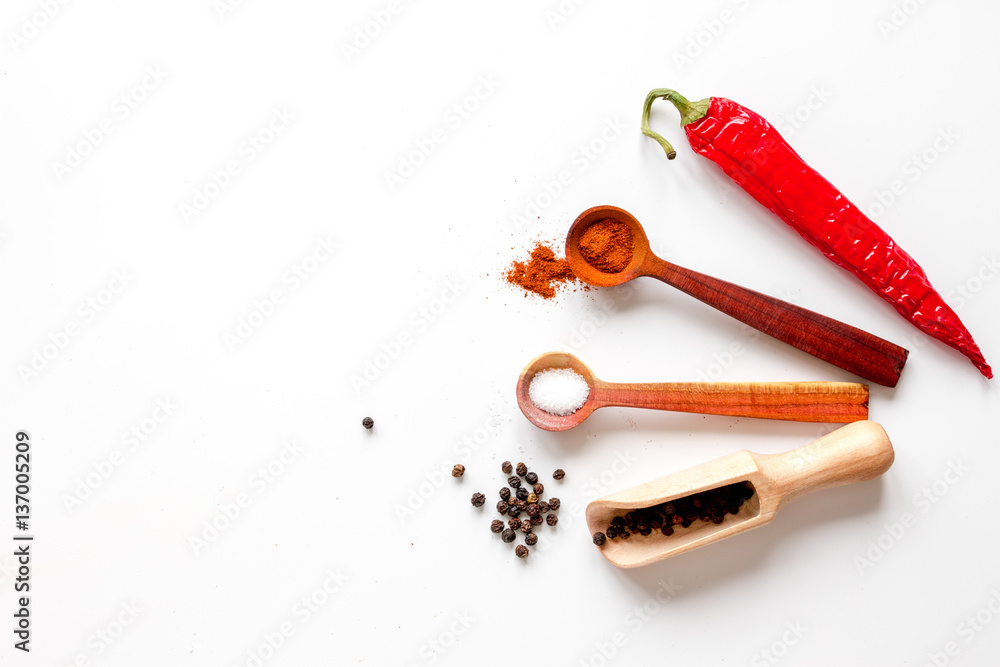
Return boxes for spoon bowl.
[515,352,600,431]
[565,205,649,287]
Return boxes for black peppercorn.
[501,461,513,474]
[452,464,465,478]
[471,492,485,507]
[548,497,561,510]
[530,515,543,525]
[593,532,606,546]
[499,487,511,501]
[491,520,504,533]
[508,518,520,530]
[526,493,538,504]
[552,469,565,480]
[520,519,532,533]
[515,499,527,510]
[546,514,558,526]
[532,483,544,495]
[661,525,674,536]
[526,503,540,518]
[525,533,538,546]
[515,544,529,558]
[525,472,538,485]
[508,476,521,489]
[507,506,521,518]
[496,500,509,514]
[362,417,374,430]
[538,501,550,513]
[515,487,528,501]
[516,462,527,476]
[501,529,516,543]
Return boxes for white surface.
[2,1,999,665]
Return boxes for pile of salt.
[528,368,590,416]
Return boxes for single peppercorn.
[520,519,533,533]
[546,514,558,526]
[548,497,561,510]
[502,529,516,543]
[552,469,565,480]
[526,493,538,504]
[501,461,513,474]
[508,518,520,530]
[532,483,544,495]
[508,476,521,489]
[499,487,511,501]
[593,532,606,546]
[530,515,543,525]
[526,503,540,518]
[497,500,509,514]
[362,417,374,430]
[525,472,538,485]
[515,487,528,501]
[491,520,504,533]
[538,501,550,513]
[507,506,521,518]
[515,544,529,558]
[525,533,538,546]
[515,499,527,510]
[471,493,485,507]
[452,464,465,478]
[516,462,528,476]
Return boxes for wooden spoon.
[516,351,869,431]
[565,205,909,387]
[585,420,894,568]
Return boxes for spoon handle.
[594,381,868,423]
[754,421,894,507]
[644,256,908,386]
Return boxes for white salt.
[529,368,590,416]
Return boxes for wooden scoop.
[585,420,894,568]
[565,205,909,387]
[516,352,869,431]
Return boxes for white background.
[3,1,999,665]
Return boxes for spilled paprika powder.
[505,242,576,299]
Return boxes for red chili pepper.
[642,89,992,379]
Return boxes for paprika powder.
[578,219,634,273]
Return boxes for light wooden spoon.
[516,352,868,431]
[585,420,894,568]
[565,205,909,387]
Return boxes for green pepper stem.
[641,88,710,161]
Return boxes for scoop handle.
[593,381,868,423]
[643,256,908,387]
[756,421,894,507]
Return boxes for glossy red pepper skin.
[663,95,991,378]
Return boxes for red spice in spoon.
[578,218,634,273]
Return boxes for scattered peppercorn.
[502,529,516,543]
[508,476,521,489]
[515,499,527,510]
[526,493,538,504]
[520,519,533,533]
[538,501,550,513]
[526,503,540,518]
[502,461,513,474]
[546,514,558,526]
[362,417,374,430]
[491,520,504,533]
[516,462,528,476]
[515,487,529,501]
[471,493,485,507]
[452,464,465,478]
[515,544,529,558]
[593,532,606,546]
[525,533,538,546]
[497,500,509,514]
[525,472,538,485]
[507,506,521,518]
[508,518,521,530]
[532,483,544,495]
[499,487,511,501]
[552,469,565,480]
[548,498,561,510]
[530,515,543,525]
